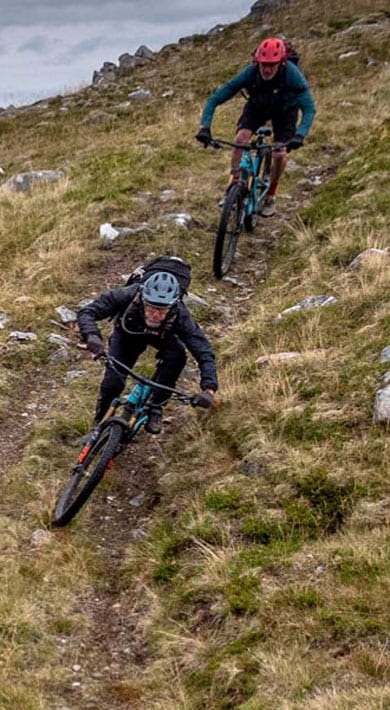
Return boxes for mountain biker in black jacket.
[77,271,218,434]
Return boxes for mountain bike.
[52,355,196,527]
[210,127,284,279]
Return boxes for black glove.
[196,126,211,146]
[192,390,214,409]
[287,134,304,152]
[86,334,105,357]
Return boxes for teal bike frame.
[210,126,284,278]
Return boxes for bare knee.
[235,129,252,145]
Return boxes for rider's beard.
[144,315,161,328]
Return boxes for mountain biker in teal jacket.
[196,37,316,216]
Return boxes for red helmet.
[254,38,287,64]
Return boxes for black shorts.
[237,102,298,142]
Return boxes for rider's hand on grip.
[196,126,211,147]
[86,334,105,357]
[287,133,304,152]
[192,390,214,409]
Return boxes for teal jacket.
[200,61,316,137]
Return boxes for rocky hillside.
[0,0,389,708]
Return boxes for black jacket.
[77,285,218,392]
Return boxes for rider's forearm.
[296,89,316,137]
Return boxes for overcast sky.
[0,1,252,108]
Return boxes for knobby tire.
[52,423,124,527]
[213,182,243,279]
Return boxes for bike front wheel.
[213,182,244,279]
[52,423,124,527]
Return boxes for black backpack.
[126,255,192,297]
[283,40,300,65]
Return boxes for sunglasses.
[144,302,170,312]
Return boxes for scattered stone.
[308,175,323,186]
[256,349,328,366]
[286,159,299,171]
[157,473,175,486]
[49,319,70,331]
[184,292,209,308]
[9,331,37,341]
[379,346,390,364]
[118,53,137,72]
[222,276,248,288]
[93,46,155,84]
[248,1,281,20]
[373,373,390,423]
[1,170,64,193]
[160,189,176,202]
[129,492,146,507]
[276,295,337,320]
[49,346,70,362]
[131,528,146,541]
[166,212,192,227]
[338,50,360,59]
[257,351,301,366]
[92,61,117,85]
[128,89,152,101]
[135,45,155,61]
[0,312,11,328]
[31,529,52,546]
[65,370,87,382]
[239,460,266,477]
[114,101,132,110]
[340,101,354,107]
[162,89,174,98]
[99,221,152,246]
[47,333,72,346]
[55,306,77,323]
[348,247,389,269]
[208,24,226,36]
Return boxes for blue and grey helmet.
[142,271,180,308]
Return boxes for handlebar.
[204,125,285,152]
[209,137,287,152]
[97,353,196,405]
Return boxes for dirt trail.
[54,174,333,708]
[0,367,62,475]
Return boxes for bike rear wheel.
[213,182,243,279]
[52,423,124,527]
